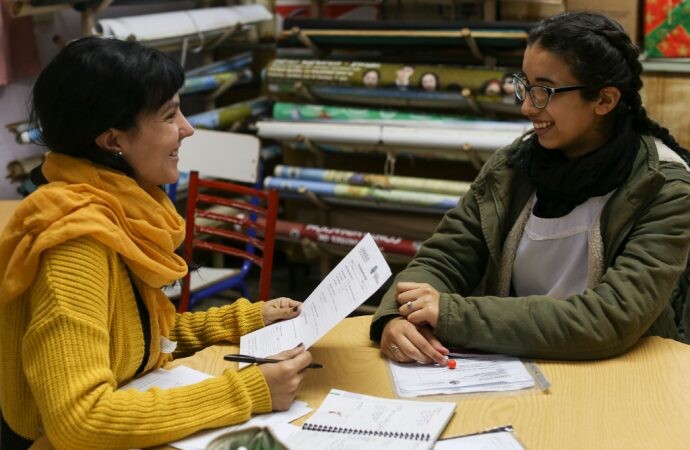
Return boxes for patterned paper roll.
[264,176,459,210]
[264,58,511,94]
[277,84,522,114]
[181,72,241,95]
[274,219,421,256]
[187,98,271,130]
[273,165,470,195]
[272,102,530,130]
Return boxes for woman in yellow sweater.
[0,37,312,449]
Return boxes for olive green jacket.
[371,135,690,359]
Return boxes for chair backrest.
[180,171,279,312]
[178,128,261,182]
[169,129,261,202]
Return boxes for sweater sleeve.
[22,238,272,450]
[170,300,265,354]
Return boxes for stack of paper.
[388,353,536,397]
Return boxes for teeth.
[533,122,553,129]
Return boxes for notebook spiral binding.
[302,423,431,441]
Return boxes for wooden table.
[168,315,690,450]
[30,316,690,450]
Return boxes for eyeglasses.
[512,74,588,109]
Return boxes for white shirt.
[512,192,613,299]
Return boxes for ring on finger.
[390,344,400,354]
[406,301,414,312]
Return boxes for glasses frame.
[512,74,588,109]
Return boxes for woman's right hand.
[381,317,448,365]
[258,344,312,410]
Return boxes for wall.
[641,72,690,151]
[0,1,195,199]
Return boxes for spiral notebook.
[285,389,455,450]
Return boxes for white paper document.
[435,430,526,450]
[119,365,212,391]
[389,353,536,397]
[271,388,455,450]
[240,233,391,359]
[119,366,312,450]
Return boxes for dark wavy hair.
[29,36,185,175]
[527,11,688,162]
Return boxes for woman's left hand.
[262,297,302,325]
[396,282,440,328]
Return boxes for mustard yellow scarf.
[0,152,187,337]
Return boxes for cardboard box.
[500,0,565,22]
[566,0,641,44]
[502,1,640,44]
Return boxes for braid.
[602,29,690,161]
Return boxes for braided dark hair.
[528,12,689,163]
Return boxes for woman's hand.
[258,344,312,410]
[261,297,301,325]
[380,317,448,365]
[396,282,441,328]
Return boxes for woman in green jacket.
[371,12,690,363]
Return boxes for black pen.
[224,353,323,369]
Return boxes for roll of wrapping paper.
[93,5,272,45]
[279,18,530,50]
[256,120,524,152]
[273,101,470,123]
[264,58,513,94]
[181,72,239,95]
[277,84,522,114]
[273,165,470,196]
[274,219,421,256]
[264,176,459,210]
[186,52,252,76]
[187,98,271,130]
[272,102,531,130]
[284,141,474,161]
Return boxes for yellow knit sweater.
[0,153,272,449]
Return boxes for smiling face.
[118,94,194,189]
[521,44,611,159]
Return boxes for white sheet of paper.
[389,354,535,397]
[239,233,391,360]
[434,431,526,449]
[119,365,213,391]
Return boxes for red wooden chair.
[177,171,279,313]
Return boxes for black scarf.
[521,116,639,218]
